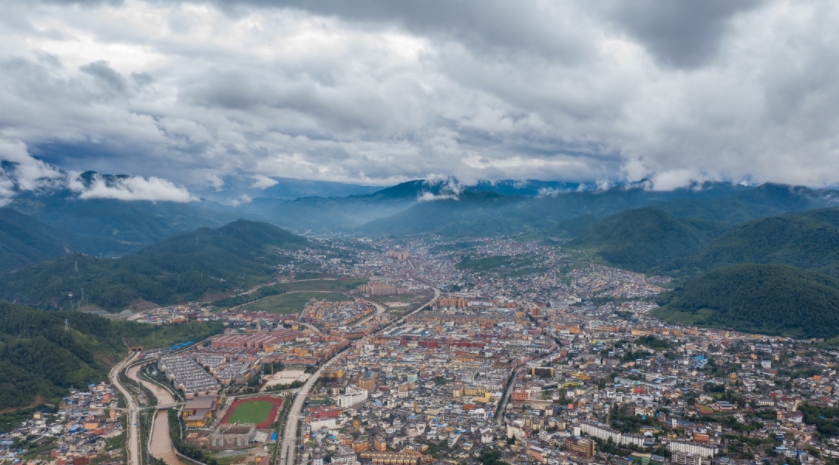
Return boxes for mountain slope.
[667,208,839,276]
[357,181,754,238]
[0,208,133,272]
[10,175,237,252]
[568,208,733,272]
[360,191,529,236]
[0,208,70,273]
[654,264,839,338]
[656,183,839,223]
[0,220,308,311]
[0,301,222,409]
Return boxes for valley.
[4,179,839,465]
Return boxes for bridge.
[149,402,183,410]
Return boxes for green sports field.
[226,400,274,424]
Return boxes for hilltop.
[665,208,839,277]
[567,208,732,272]
[0,219,307,311]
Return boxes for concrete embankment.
[126,365,184,465]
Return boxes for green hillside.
[540,214,600,238]
[656,183,839,223]
[0,219,308,311]
[0,208,69,273]
[654,264,839,338]
[362,191,531,236]
[0,301,222,410]
[0,208,133,272]
[10,178,236,252]
[667,208,839,276]
[568,208,732,272]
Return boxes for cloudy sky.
[1,0,839,201]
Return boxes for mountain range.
[0,220,308,311]
[5,172,839,338]
[568,201,839,338]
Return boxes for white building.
[667,441,717,457]
[336,386,368,408]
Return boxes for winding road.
[112,357,185,465]
[110,353,141,465]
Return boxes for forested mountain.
[9,174,236,254]
[666,208,839,277]
[539,214,600,239]
[0,220,307,311]
[654,264,839,339]
[361,191,531,236]
[655,183,839,223]
[0,208,132,273]
[0,301,222,410]
[567,208,733,272]
[0,208,72,273]
[358,181,751,237]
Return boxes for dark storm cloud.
[206,0,596,63]
[603,0,767,69]
[80,60,128,94]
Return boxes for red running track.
[220,396,284,429]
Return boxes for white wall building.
[667,441,717,457]
[336,386,368,408]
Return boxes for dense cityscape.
[4,235,838,465]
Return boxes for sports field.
[221,397,284,428]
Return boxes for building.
[671,451,704,465]
[182,396,217,428]
[210,423,256,448]
[666,441,717,458]
[336,386,368,408]
[566,437,596,459]
[320,367,346,384]
[331,445,357,465]
[359,451,422,465]
[385,251,409,260]
[358,372,377,392]
[359,283,399,296]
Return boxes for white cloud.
[417,192,458,202]
[221,194,252,207]
[72,173,196,202]
[250,175,278,189]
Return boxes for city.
[4,235,838,465]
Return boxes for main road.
[110,352,141,465]
[278,285,440,465]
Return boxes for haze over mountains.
[3,168,839,412]
[4,171,839,340]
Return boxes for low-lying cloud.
[0,137,196,204]
[71,173,196,202]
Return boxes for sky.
[1,0,839,202]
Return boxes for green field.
[226,401,274,424]
[242,292,349,314]
[276,279,367,292]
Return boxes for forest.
[0,219,308,311]
[0,301,222,410]
[655,264,839,339]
